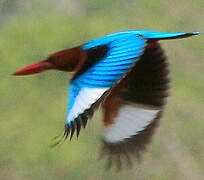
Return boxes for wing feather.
[63,34,146,140]
[101,41,169,169]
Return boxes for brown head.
[13,46,82,76]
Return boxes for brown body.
[13,40,169,169]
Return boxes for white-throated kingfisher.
[13,30,199,169]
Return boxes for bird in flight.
[13,30,199,170]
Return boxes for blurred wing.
[101,41,169,170]
[64,34,147,140]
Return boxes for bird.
[13,30,199,170]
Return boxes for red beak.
[13,60,54,76]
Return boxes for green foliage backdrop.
[0,0,203,179]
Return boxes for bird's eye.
[47,57,53,62]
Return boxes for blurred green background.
[0,0,203,179]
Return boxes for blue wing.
[62,30,199,139]
[66,34,146,127]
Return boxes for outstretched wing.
[64,34,147,140]
[101,41,169,170]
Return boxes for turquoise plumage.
[66,30,199,126]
